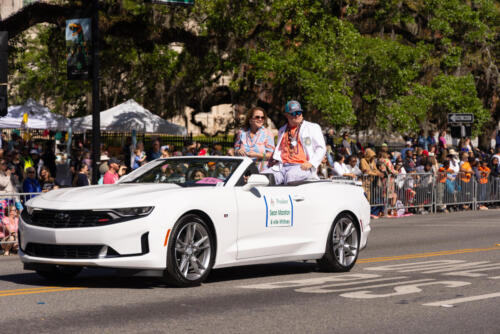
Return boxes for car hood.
[28,183,181,209]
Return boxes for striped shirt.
[234,127,275,157]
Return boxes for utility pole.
[0,31,7,117]
[91,0,100,184]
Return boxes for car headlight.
[111,206,154,217]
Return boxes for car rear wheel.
[35,265,82,281]
[164,214,215,287]
[317,213,360,272]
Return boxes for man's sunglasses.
[288,111,302,117]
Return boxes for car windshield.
[123,158,242,187]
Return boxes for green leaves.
[5,0,499,139]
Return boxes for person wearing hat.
[447,148,460,173]
[263,100,326,185]
[103,157,126,184]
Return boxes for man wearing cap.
[263,100,326,185]
[103,157,126,184]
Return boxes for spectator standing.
[20,147,34,172]
[492,146,500,172]
[0,159,15,195]
[447,149,460,173]
[98,161,109,185]
[332,153,355,179]
[427,131,437,150]
[341,132,352,156]
[132,148,147,170]
[360,148,383,218]
[212,143,224,156]
[1,205,19,256]
[346,155,362,179]
[324,128,336,152]
[55,154,73,187]
[23,167,41,197]
[103,158,126,184]
[235,106,275,171]
[0,159,16,219]
[436,160,453,212]
[400,141,413,160]
[476,160,490,210]
[438,130,448,153]
[417,130,427,150]
[161,145,170,158]
[74,164,90,187]
[459,156,475,209]
[148,139,162,161]
[122,136,132,169]
[41,141,57,178]
[39,166,57,192]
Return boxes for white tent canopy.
[71,99,187,135]
[0,98,71,130]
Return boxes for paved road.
[0,210,499,333]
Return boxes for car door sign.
[264,195,294,227]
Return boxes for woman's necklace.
[246,127,260,148]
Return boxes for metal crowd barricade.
[476,176,500,206]
[0,192,41,248]
[361,175,387,209]
[364,171,500,214]
[385,173,435,214]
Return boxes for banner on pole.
[66,18,92,80]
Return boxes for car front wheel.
[317,213,360,272]
[164,214,215,287]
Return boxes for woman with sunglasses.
[234,106,275,171]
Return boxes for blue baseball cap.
[285,100,303,114]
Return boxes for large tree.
[1,0,499,143]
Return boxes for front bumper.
[19,214,167,270]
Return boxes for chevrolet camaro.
[19,156,371,287]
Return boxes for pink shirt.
[2,216,18,235]
[103,170,119,184]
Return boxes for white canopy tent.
[0,98,71,130]
[71,99,187,135]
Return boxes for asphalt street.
[0,210,499,334]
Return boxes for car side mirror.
[242,174,270,191]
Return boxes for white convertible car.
[19,156,371,286]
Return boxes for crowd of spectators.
[320,129,500,218]
[0,126,500,254]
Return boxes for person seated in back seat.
[262,100,326,185]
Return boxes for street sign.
[448,113,474,123]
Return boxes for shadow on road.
[0,261,319,289]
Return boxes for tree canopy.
[1,0,499,142]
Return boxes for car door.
[234,167,313,259]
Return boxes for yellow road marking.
[0,286,60,293]
[0,287,85,297]
[358,245,500,264]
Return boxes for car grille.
[22,209,117,228]
[24,243,113,259]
